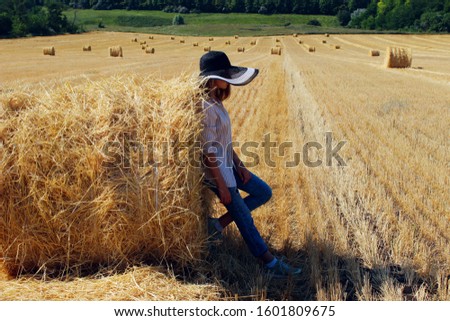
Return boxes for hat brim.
[201,67,258,86]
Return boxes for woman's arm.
[204,152,232,205]
[233,150,252,184]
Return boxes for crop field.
[0,32,449,301]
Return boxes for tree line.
[0,0,78,36]
[1,0,448,37]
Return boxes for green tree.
[0,13,13,35]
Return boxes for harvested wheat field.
[0,32,449,301]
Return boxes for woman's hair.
[202,79,231,101]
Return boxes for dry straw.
[43,47,55,56]
[385,47,412,68]
[145,47,155,54]
[0,75,210,276]
[369,49,380,56]
[271,47,281,55]
[109,46,123,57]
[83,45,92,52]
[237,47,245,53]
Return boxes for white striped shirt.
[201,98,236,187]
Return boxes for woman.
[199,51,301,278]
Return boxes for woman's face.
[213,79,229,90]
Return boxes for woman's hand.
[237,166,252,185]
[218,184,232,206]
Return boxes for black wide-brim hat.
[199,51,259,86]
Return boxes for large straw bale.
[385,47,412,68]
[369,49,380,56]
[83,45,92,52]
[145,47,155,54]
[237,47,245,53]
[109,46,123,57]
[43,47,55,56]
[270,47,281,55]
[0,75,209,276]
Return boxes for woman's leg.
[218,170,272,228]
[223,187,269,258]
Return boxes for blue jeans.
[208,170,272,258]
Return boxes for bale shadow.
[178,231,443,301]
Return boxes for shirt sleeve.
[201,102,218,155]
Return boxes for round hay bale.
[234,35,239,39]
[140,41,147,45]
[208,37,214,41]
[325,33,330,37]
[369,49,380,56]
[170,36,175,40]
[276,39,281,42]
[149,36,154,40]
[298,40,303,44]
[237,47,245,53]
[203,46,211,52]
[270,47,281,55]
[109,46,123,57]
[141,45,147,50]
[250,40,256,45]
[225,41,231,45]
[308,45,316,53]
[193,42,199,47]
[83,45,92,52]
[334,45,340,49]
[131,38,138,42]
[0,75,210,276]
[322,40,327,44]
[145,47,155,54]
[385,47,412,68]
[180,40,185,43]
[293,33,298,37]
[43,47,55,56]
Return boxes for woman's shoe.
[264,257,302,279]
